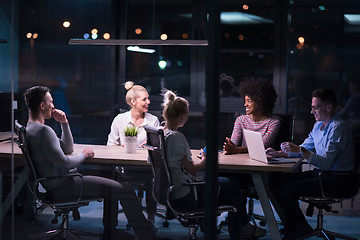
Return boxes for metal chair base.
[28,212,101,240]
[299,229,357,240]
[297,209,357,240]
[189,225,199,240]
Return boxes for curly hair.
[239,77,277,115]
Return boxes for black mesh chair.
[298,132,360,240]
[14,122,101,240]
[298,171,360,240]
[114,108,168,228]
[115,165,169,228]
[144,125,237,240]
[272,114,295,151]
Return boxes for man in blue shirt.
[267,88,357,240]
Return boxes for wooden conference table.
[0,133,300,240]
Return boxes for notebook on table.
[243,129,297,164]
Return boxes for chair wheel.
[259,220,266,226]
[163,221,169,228]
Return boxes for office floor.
[3,199,360,240]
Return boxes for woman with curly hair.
[223,77,280,154]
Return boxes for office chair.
[298,171,360,240]
[298,132,360,240]
[14,122,101,240]
[113,108,168,229]
[115,165,169,229]
[144,125,237,240]
[272,114,295,151]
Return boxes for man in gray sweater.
[24,86,164,240]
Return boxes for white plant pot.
[124,136,137,154]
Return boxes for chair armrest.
[34,172,85,203]
[169,181,221,208]
[183,181,205,186]
[143,144,159,152]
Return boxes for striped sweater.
[230,114,280,148]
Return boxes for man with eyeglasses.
[266,88,357,240]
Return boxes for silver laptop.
[243,129,297,164]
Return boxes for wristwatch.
[299,146,307,155]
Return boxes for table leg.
[251,172,282,240]
[1,167,28,221]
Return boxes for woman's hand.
[197,148,206,159]
[138,139,147,148]
[223,137,238,155]
[82,147,95,158]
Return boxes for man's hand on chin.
[51,109,68,124]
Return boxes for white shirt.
[107,110,160,146]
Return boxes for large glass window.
[17,0,112,144]
[288,1,360,142]
[4,1,360,239]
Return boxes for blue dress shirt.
[300,115,355,171]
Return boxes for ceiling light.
[344,14,360,25]
[180,12,273,25]
[127,46,156,54]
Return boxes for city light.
[243,5,249,10]
[298,36,305,44]
[160,34,168,40]
[135,28,142,35]
[26,33,39,39]
[91,33,98,39]
[238,34,245,40]
[91,28,98,34]
[103,33,110,39]
[63,21,70,28]
[83,33,90,39]
[158,60,167,69]
[182,33,188,39]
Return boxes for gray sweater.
[26,121,85,189]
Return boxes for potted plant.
[124,126,139,153]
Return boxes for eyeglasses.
[311,104,328,111]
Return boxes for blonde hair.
[125,81,148,107]
[162,90,189,124]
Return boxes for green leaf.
[124,126,139,136]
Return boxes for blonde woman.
[107,81,160,147]
[162,89,265,240]
[107,81,160,222]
